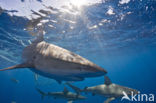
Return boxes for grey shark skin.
[66,76,139,103]
[0,32,107,83]
[36,87,86,103]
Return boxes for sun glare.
[69,0,87,7]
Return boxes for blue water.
[0,0,156,103]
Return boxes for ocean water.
[0,0,156,103]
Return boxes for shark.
[10,78,19,84]
[66,76,139,103]
[0,30,107,83]
[36,87,86,103]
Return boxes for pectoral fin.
[65,82,82,95]
[0,62,33,71]
[104,97,115,103]
[36,88,47,100]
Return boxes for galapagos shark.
[0,30,107,83]
[10,78,19,84]
[66,76,139,103]
[36,87,86,103]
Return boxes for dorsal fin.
[63,87,69,95]
[32,29,44,43]
[104,76,112,85]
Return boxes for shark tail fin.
[65,82,82,95]
[36,88,47,100]
[0,63,30,71]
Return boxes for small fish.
[10,78,19,84]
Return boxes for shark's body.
[0,32,107,83]
[36,87,86,103]
[66,76,139,103]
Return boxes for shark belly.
[32,54,105,81]
[30,68,85,81]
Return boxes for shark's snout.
[89,66,107,76]
[133,90,140,95]
[96,67,107,74]
[125,88,140,96]
[92,65,107,75]
[83,65,107,75]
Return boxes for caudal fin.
[0,63,31,71]
[36,88,47,100]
